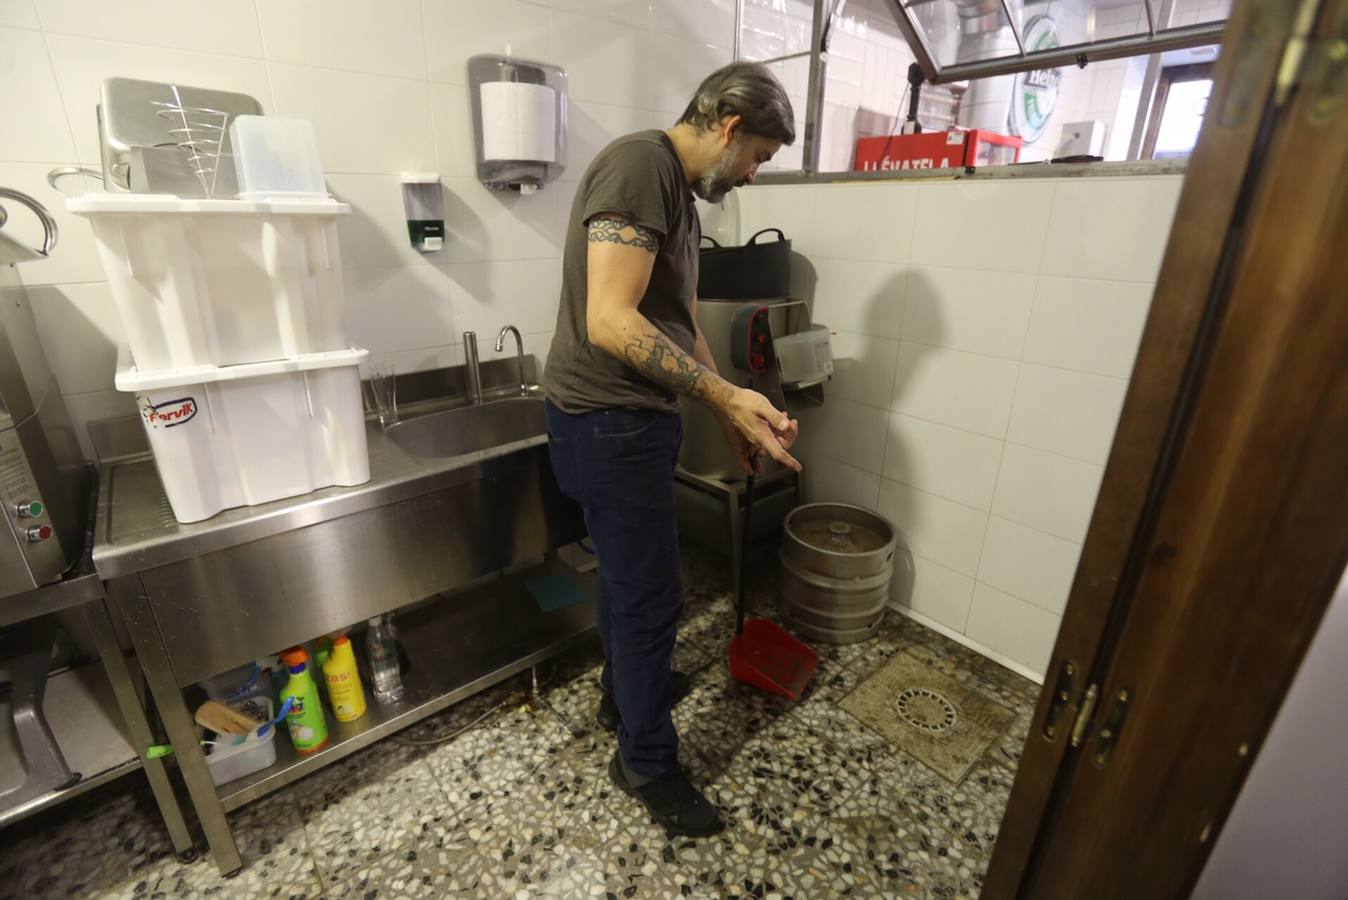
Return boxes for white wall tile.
[36,0,263,56]
[444,258,563,337]
[804,458,881,510]
[878,479,988,577]
[62,389,136,461]
[429,83,479,179]
[810,182,919,263]
[992,442,1103,542]
[551,0,652,29]
[899,553,975,633]
[422,0,552,86]
[793,397,889,475]
[910,181,1056,273]
[1041,177,1183,281]
[368,343,460,379]
[564,101,651,182]
[733,184,816,255]
[807,258,906,340]
[269,64,435,174]
[441,177,565,264]
[325,173,438,269]
[259,1,424,79]
[1007,363,1127,465]
[649,36,732,116]
[27,283,123,395]
[0,161,104,285]
[884,413,1003,510]
[902,266,1036,359]
[342,265,451,355]
[0,28,79,162]
[892,342,1019,438]
[44,34,274,166]
[978,515,1080,615]
[1023,275,1153,378]
[651,0,736,49]
[827,330,898,409]
[550,10,651,108]
[0,2,39,28]
[966,582,1061,675]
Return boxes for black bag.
[697,228,791,299]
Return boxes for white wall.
[1192,564,1348,900]
[0,0,735,459]
[725,173,1182,678]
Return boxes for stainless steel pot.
[779,503,896,645]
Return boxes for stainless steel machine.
[675,296,832,587]
[0,190,89,597]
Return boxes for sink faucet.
[495,325,529,396]
[463,331,483,405]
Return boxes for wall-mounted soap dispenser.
[400,172,444,252]
[468,55,567,195]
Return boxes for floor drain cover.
[894,687,958,734]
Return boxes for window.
[1142,63,1214,159]
[736,0,1230,176]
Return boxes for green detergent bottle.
[279,646,329,754]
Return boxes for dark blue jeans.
[545,399,684,780]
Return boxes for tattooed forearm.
[620,330,723,403]
[588,216,660,253]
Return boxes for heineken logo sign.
[1010,15,1063,144]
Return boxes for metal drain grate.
[894,687,958,734]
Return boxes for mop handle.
[737,468,754,638]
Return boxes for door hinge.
[1069,683,1099,748]
[1274,0,1328,106]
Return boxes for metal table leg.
[82,598,196,860]
[108,578,242,876]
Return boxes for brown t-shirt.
[544,130,699,414]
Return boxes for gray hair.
[679,62,796,145]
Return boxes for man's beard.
[694,140,747,203]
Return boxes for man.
[543,62,801,837]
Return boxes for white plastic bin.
[68,194,352,370]
[116,345,371,523]
[199,662,267,705]
[204,697,278,786]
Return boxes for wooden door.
[984,0,1348,894]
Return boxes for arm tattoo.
[620,330,717,402]
[588,216,660,253]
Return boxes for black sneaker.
[608,752,725,838]
[596,671,693,733]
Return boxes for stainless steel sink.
[385,396,546,459]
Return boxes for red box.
[853,130,1023,172]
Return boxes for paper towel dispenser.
[468,55,568,195]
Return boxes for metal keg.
[779,503,896,645]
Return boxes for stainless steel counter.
[94,375,592,875]
[93,391,554,580]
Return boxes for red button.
[27,525,52,542]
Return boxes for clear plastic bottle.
[365,613,406,704]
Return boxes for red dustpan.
[726,472,818,700]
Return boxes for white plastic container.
[67,193,351,370]
[204,697,278,786]
[116,344,371,524]
[229,116,328,199]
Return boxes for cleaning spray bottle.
[316,635,367,723]
[279,646,329,754]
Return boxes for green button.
[28,501,42,516]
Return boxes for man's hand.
[719,387,801,472]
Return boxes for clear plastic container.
[204,697,277,786]
[229,115,328,199]
[774,325,834,388]
[199,662,266,705]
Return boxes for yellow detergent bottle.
[320,636,367,722]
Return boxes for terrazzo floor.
[0,546,1040,899]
